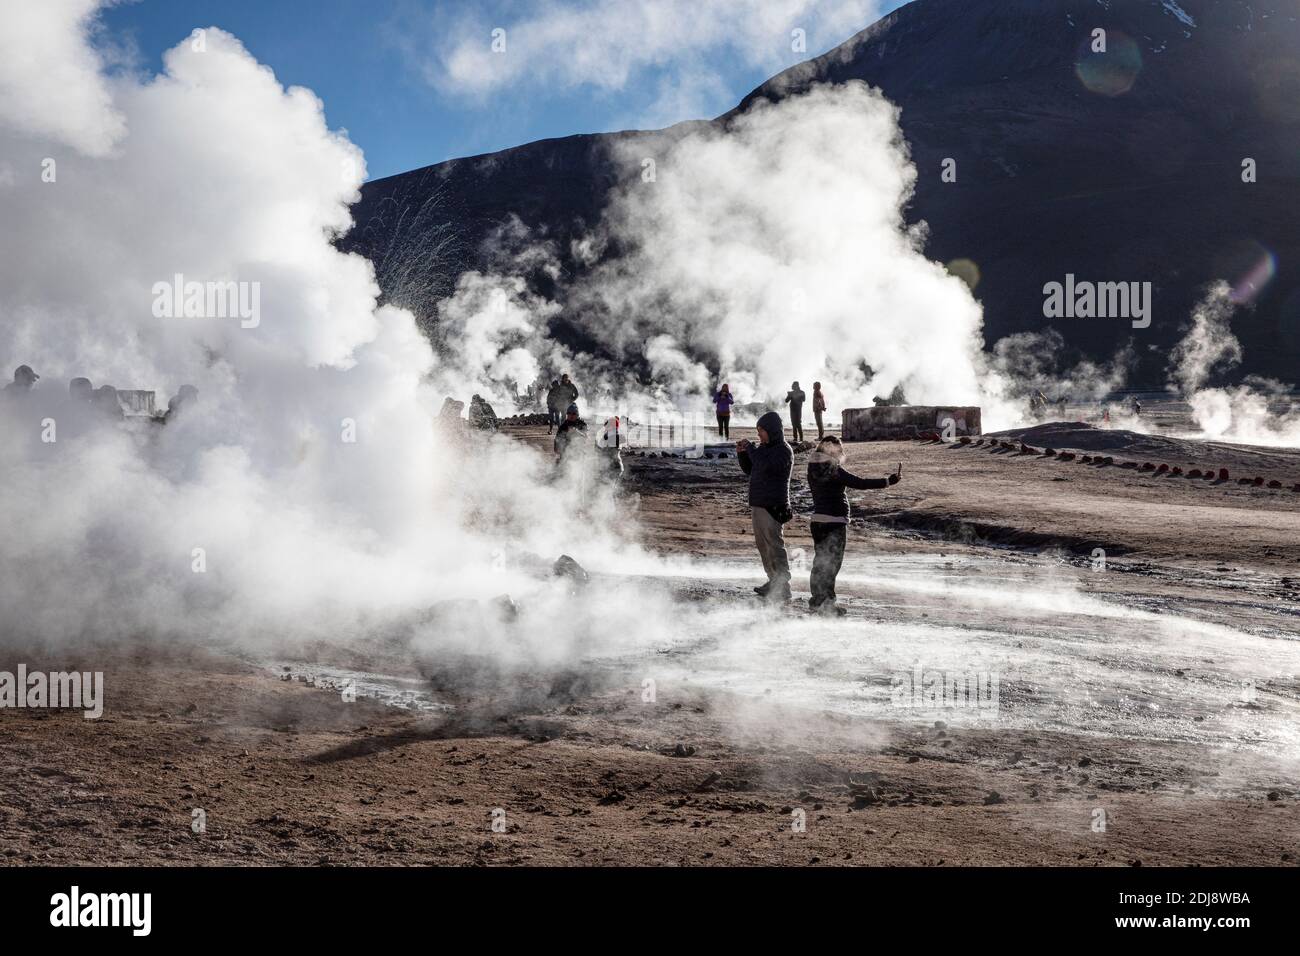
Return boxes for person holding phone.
[736,411,794,603]
[806,436,900,615]
[713,383,735,438]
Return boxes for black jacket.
[554,381,578,408]
[807,453,888,519]
[555,417,588,457]
[738,411,792,509]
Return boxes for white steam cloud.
[0,0,125,157]
[1168,286,1300,446]
[429,82,1035,425]
[0,10,637,650]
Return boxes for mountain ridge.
[340,0,1300,385]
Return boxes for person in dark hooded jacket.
[554,403,588,463]
[806,436,899,614]
[736,410,794,602]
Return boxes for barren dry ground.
[3,420,1300,866]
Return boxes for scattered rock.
[695,772,721,792]
[552,555,590,587]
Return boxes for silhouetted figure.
[4,365,39,397]
[785,381,806,443]
[468,394,498,432]
[545,379,561,434]
[555,374,578,413]
[69,377,93,403]
[812,382,827,440]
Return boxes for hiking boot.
[754,580,773,597]
[771,584,793,603]
[811,599,846,616]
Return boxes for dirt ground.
[3,416,1299,866]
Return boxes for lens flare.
[1214,239,1277,306]
[1075,32,1143,97]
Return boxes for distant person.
[555,374,579,413]
[597,416,625,477]
[69,377,94,403]
[1133,399,1143,417]
[545,379,561,434]
[1057,396,1068,419]
[736,410,793,603]
[806,436,899,615]
[468,394,498,432]
[93,385,124,420]
[812,382,827,440]
[554,403,588,464]
[4,365,39,397]
[713,383,734,438]
[785,381,807,444]
[164,384,198,423]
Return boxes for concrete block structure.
[842,406,982,441]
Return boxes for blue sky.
[99,0,907,181]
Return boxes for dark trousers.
[814,408,825,439]
[790,411,804,444]
[810,522,847,607]
[716,413,730,437]
[548,409,561,433]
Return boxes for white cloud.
[418,0,882,105]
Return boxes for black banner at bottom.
[0,866,1289,940]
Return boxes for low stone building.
[842,405,982,441]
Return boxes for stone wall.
[842,406,982,441]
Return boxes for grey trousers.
[752,507,791,583]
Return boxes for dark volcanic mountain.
[341,0,1300,384]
